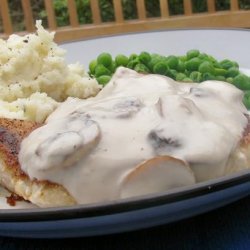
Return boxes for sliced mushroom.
[112,97,142,118]
[36,120,100,170]
[20,114,101,173]
[119,155,196,199]
[148,129,182,155]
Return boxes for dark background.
[0,195,249,250]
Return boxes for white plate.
[61,28,250,69]
[0,29,249,238]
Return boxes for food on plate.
[0,186,37,208]
[89,51,250,109]
[0,118,76,207]
[0,20,100,123]
[0,22,249,208]
[120,156,195,199]
[0,67,248,208]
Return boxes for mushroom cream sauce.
[19,67,248,204]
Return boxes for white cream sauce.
[18,67,248,204]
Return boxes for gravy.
[19,67,248,204]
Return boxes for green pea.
[185,58,201,71]
[97,75,111,85]
[166,69,178,79]
[232,74,250,90]
[167,56,179,69]
[129,53,138,61]
[127,58,140,69]
[243,93,250,109]
[233,61,239,68]
[186,49,200,60]
[226,77,234,84]
[89,59,97,75]
[95,64,111,77]
[199,61,214,74]
[115,54,129,67]
[179,55,187,62]
[244,90,250,99]
[189,71,202,82]
[215,75,226,81]
[151,53,163,61]
[176,73,187,81]
[148,56,162,72]
[198,53,208,60]
[153,62,168,75]
[148,61,156,72]
[110,61,117,73]
[97,52,112,67]
[177,60,185,72]
[226,67,239,77]
[213,61,222,68]
[134,63,150,73]
[139,51,151,65]
[220,59,235,70]
[202,72,216,81]
[214,68,227,76]
[207,55,217,63]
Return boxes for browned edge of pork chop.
[0,118,76,207]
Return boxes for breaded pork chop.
[0,115,249,208]
[0,118,76,207]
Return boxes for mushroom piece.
[148,129,182,155]
[35,119,101,170]
[112,97,142,118]
[19,113,101,173]
[119,155,196,199]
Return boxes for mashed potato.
[0,21,101,122]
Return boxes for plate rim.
[0,170,249,222]
[60,27,250,45]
